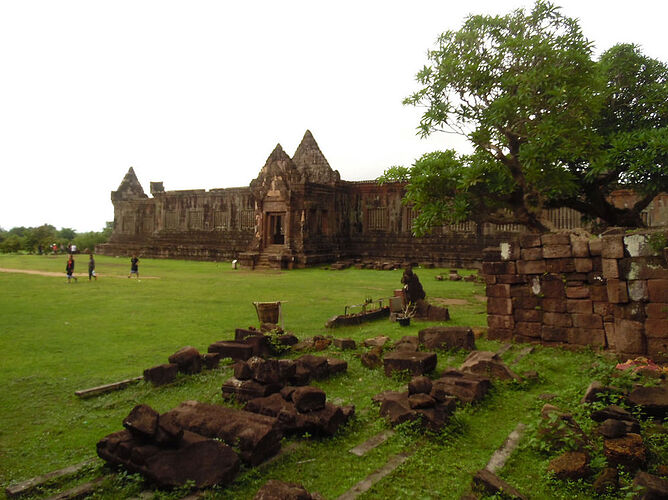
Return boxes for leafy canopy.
[383,1,667,233]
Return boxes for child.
[128,254,140,280]
[88,254,97,281]
[66,255,77,283]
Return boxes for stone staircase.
[255,245,289,269]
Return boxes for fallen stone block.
[221,377,282,402]
[383,351,437,377]
[162,401,282,466]
[254,479,322,500]
[333,338,356,350]
[418,326,475,351]
[408,376,432,395]
[247,356,283,385]
[431,370,490,404]
[295,354,330,380]
[394,335,419,351]
[326,357,348,375]
[168,346,202,374]
[292,387,326,413]
[123,404,159,438]
[628,384,668,419]
[361,346,384,369]
[208,341,254,361]
[604,433,646,470]
[459,351,520,381]
[547,451,590,480]
[143,363,178,387]
[633,472,668,500]
[201,352,221,370]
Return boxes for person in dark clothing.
[66,255,78,283]
[128,255,140,280]
[88,254,97,281]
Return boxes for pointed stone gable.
[250,144,303,200]
[111,167,148,201]
[292,130,340,185]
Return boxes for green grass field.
[0,254,664,499]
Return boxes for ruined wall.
[98,186,255,260]
[483,230,668,361]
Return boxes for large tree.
[383,1,667,233]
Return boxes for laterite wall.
[483,230,668,361]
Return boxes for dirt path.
[0,268,160,279]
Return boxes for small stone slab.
[42,475,109,500]
[5,458,99,498]
[349,430,395,457]
[143,364,178,386]
[485,423,526,473]
[511,346,534,365]
[75,376,143,398]
[383,351,437,377]
[208,341,254,361]
[336,451,413,500]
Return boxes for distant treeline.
[0,223,113,254]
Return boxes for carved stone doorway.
[266,213,285,245]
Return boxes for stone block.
[486,283,511,297]
[542,326,568,343]
[208,341,254,361]
[432,370,491,404]
[459,351,520,380]
[570,235,590,257]
[418,326,476,351]
[326,357,348,375]
[516,321,541,338]
[614,303,646,321]
[487,327,513,341]
[488,314,514,330]
[408,376,433,395]
[546,258,575,273]
[383,351,437,377]
[593,301,614,317]
[602,259,620,278]
[389,296,403,313]
[601,235,625,259]
[487,297,513,315]
[482,261,516,275]
[168,346,203,375]
[632,260,668,280]
[566,285,590,299]
[647,339,668,363]
[521,247,543,261]
[568,328,606,346]
[645,319,668,338]
[543,245,572,259]
[607,280,629,304]
[573,258,593,273]
[646,303,668,319]
[496,274,526,284]
[144,364,178,386]
[573,313,603,329]
[627,280,649,302]
[510,284,529,297]
[514,308,542,322]
[292,386,326,413]
[589,238,602,256]
[648,279,668,302]
[517,260,546,274]
[624,234,656,257]
[520,234,542,248]
[611,319,645,354]
[543,312,572,328]
[513,296,540,309]
[590,284,609,302]
[221,378,281,402]
[333,338,356,350]
[567,299,592,314]
[542,298,566,313]
[541,277,566,298]
[123,404,159,438]
[542,233,571,246]
[628,385,668,419]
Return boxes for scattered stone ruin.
[97,130,668,268]
[484,230,668,360]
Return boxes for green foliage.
[648,232,667,254]
[400,1,668,231]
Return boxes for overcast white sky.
[1,1,666,232]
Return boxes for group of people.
[65,254,140,283]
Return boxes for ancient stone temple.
[97,130,667,268]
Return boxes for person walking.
[128,254,140,280]
[88,254,97,281]
[66,254,77,283]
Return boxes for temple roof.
[292,130,340,185]
[111,167,148,201]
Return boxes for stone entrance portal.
[267,213,285,245]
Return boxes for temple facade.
[97,131,667,268]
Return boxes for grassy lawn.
[0,254,664,499]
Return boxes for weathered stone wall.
[483,230,668,361]
[98,185,255,260]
